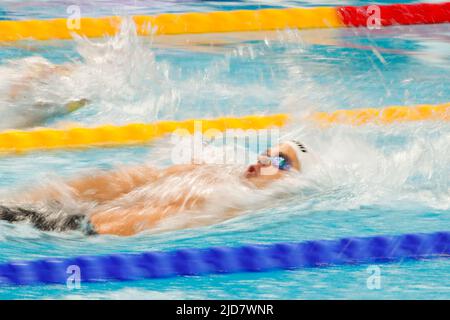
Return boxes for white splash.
[0,18,175,129]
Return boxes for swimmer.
[0,56,89,129]
[0,140,311,236]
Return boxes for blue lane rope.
[0,231,449,286]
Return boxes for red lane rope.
[338,2,450,27]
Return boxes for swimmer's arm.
[90,205,162,236]
[66,166,160,203]
[90,187,205,236]
[27,165,160,204]
[68,164,198,203]
[8,64,73,101]
[90,203,238,237]
[28,164,199,204]
[8,74,39,100]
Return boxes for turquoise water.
[0,1,449,299]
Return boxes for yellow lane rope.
[0,114,289,153]
[311,102,450,126]
[0,103,448,154]
[0,7,343,42]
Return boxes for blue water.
[0,0,449,299]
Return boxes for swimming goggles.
[258,154,291,171]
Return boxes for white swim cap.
[282,140,317,173]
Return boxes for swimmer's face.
[244,143,300,188]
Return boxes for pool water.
[0,0,449,299]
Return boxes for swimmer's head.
[244,140,309,188]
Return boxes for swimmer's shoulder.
[162,164,201,176]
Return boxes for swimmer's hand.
[64,99,90,113]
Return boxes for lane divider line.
[0,103,448,154]
[0,2,449,41]
[0,231,448,286]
